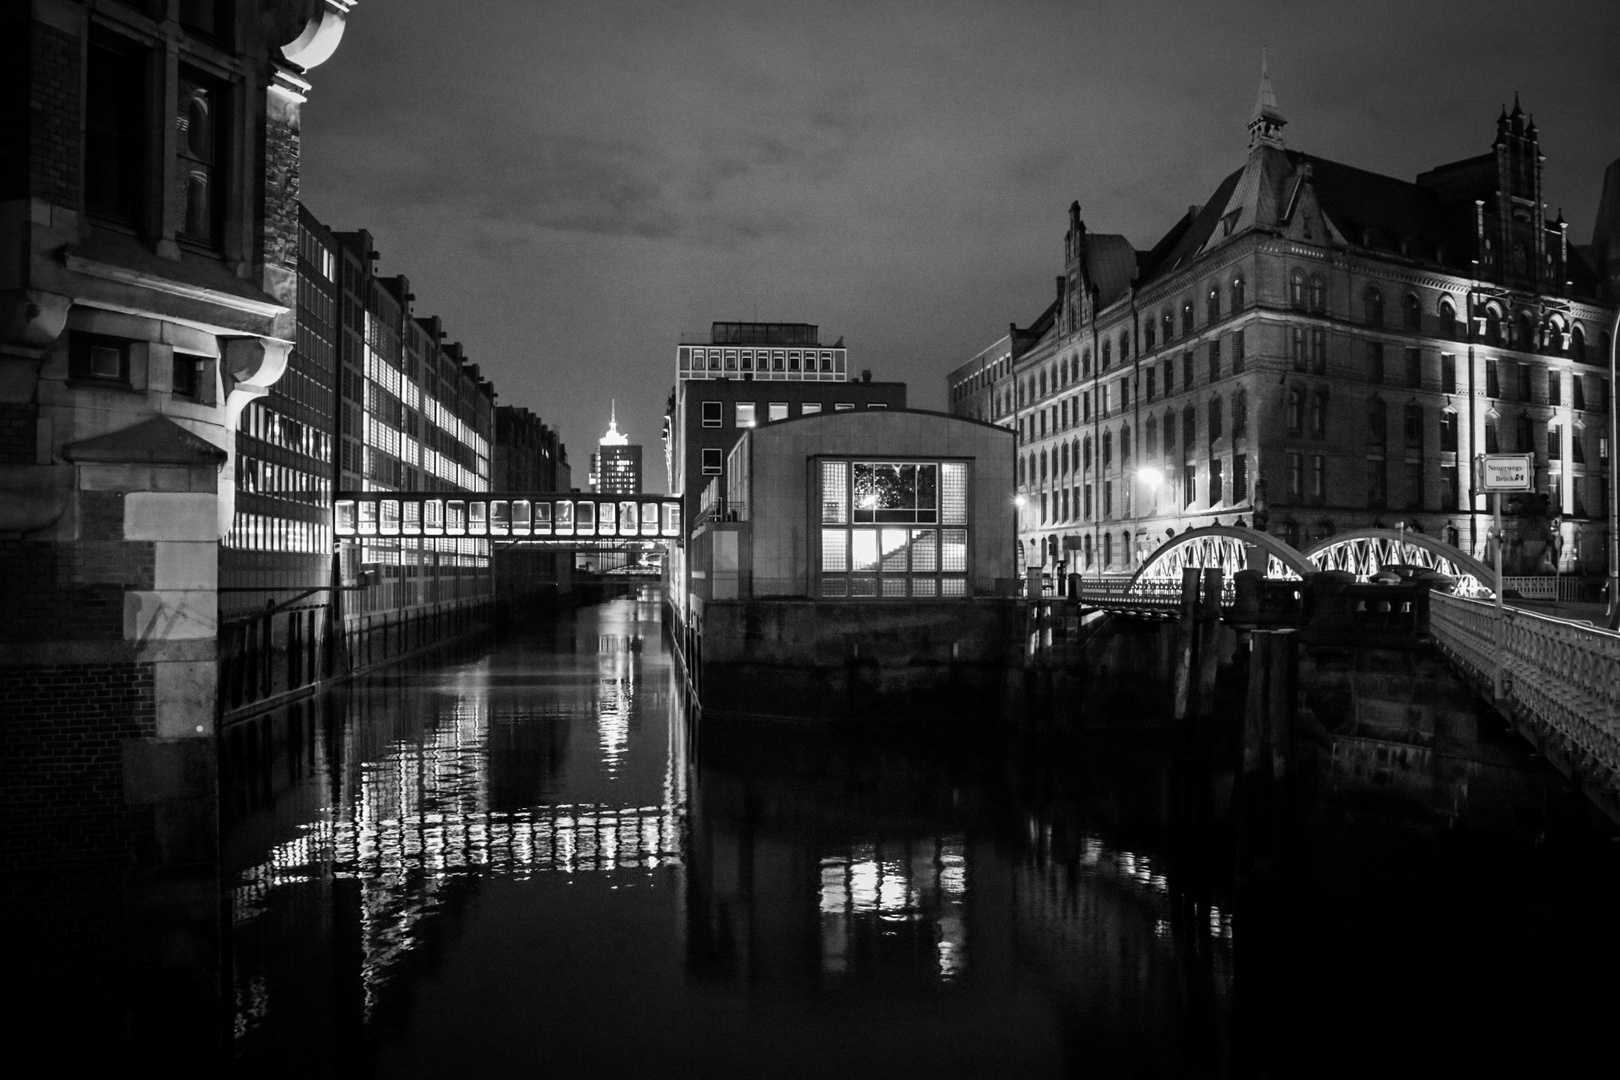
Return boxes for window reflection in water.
[818,839,968,982]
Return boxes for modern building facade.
[951,75,1618,578]
[664,322,906,529]
[589,403,642,495]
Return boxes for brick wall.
[27,21,80,208]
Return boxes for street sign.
[1479,453,1534,492]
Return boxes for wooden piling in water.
[1172,568,1201,720]
[1195,568,1224,719]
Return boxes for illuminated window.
[768,402,788,421]
[735,402,757,428]
[819,459,970,598]
[802,402,822,415]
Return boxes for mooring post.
[1172,567,1201,720]
[1243,631,1273,781]
[1195,568,1224,719]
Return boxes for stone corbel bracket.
[0,289,72,358]
[282,0,358,72]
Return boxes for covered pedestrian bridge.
[334,491,683,551]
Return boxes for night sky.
[300,0,1620,490]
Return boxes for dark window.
[1233,390,1247,437]
[1287,387,1306,433]
[1146,369,1157,401]
[1366,458,1387,507]
[1367,397,1387,444]
[1403,294,1422,331]
[1162,413,1175,454]
[1182,407,1196,453]
[1547,424,1561,460]
[701,400,722,427]
[1292,328,1307,371]
[1486,308,1504,345]
[1309,275,1327,312]
[1210,457,1224,505]
[1573,430,1587,464]
[1208,341,1221,382]
[1363,287,1384,327]
[1183,465,1197,507]
[86,34,148,222]
[1233,454,1248,502]
[1439,300,1458,339]
[1233,331,1245,373]
[172,354,200,398]
[1404,403,1424,448]
[1485,416,1500,453]
[1208,399,1222,442]
[1231,275,1245,311]
[1405,461,1424,510]
[1367,341,1384,383]
[1440,411,1458,452]
[179,0,233,39]
[1207,284,1220,323]
[1309,391,1327,437]
[701,448,722,475]
[1548,370,1562,407]
[1182,352,1193,389]
[1572,326,1586,361]
[1311,329,1327,374]
[1442,465,1460,510]
[1163,360,1174,395]
[1162,311,1174,343]
[1574,376,1586,411]
[1311,455,1326,501]
[1516,414,1533,453]
[1290,270,1306,309]
[1442,354,1457,393]
[1405,348,1421,388]
[69,332,130,383]
[1289,452,1304,499]
[1182,302,1194,336]
[1485,359,1498,397]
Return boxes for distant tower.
[590,401,642,495]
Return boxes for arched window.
[1146,414,1158,455]
[1309,390,1328,436]
[1207,283,1220,323]
[1121,424,1132,464]
[1182,301,1195,336]
[1082,347,1093,375]
[1366,396,1387,445]
[1118,332,1130,361]
[1084,533,1093,568]
[1403,293,1421,331]
[1309,274,1327,312]
[1208,398,1223,441]
[1083,436,1092,469]
[1102,339,1112,368]
[1288,386,1306,433]
[1039,370,1047,397]
[1363,286,1384,326]
[1439,297,1458,339]
[1515,311,1534,350]
[1512,242,1528,275]
[1290,269,1306,308]
[1404,403,1424,448]
[1103,532,1113,568]
[1017,456,1025,486]
[1233,389,1248,437]
[1040,449,1048,481]
[1058,357,1067,385]
[1122,531,1133,569]
[1144,321,1155,352]
[1231,274,1246,311]
[1162,310,1174,343]
[1163,410,1176,454]
[1485,305,1503,345]
[1102,430,1112,467]
[1182,406,1197,450]
[1547,422,1561,460]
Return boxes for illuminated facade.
[589,403,642,495]
[951,77,1617,577]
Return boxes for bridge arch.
[1128,526,1315,590]
[1300,528,1497,597]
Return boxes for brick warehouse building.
[0,0,357,1066]
[951,72,1619,578]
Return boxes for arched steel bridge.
[1124,525,1497,599]
[334,491,682,551]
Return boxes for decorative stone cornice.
[63,253,288,319]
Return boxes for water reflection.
[224,597,1620,1078]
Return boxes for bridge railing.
[1429,591,1620,787]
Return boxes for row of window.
[698,399,878,433]
[1020,395,1253,487]
[1028,454,1252,526]
[678,347,847,376]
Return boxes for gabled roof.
[1137,166,1245,283]
[62,415,228,466]
[1082,233,1139,308]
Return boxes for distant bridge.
[335,491,682,551]
[1064,525,1620,826]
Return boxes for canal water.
[224,596,1620,1078]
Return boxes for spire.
[1248,49,1287,149]
[600,400,628,446]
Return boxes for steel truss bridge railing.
[335,491,682,546]
[1429,591,1620,818]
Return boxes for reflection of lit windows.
[818,839,967,983]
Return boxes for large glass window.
[819,459,968,598]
